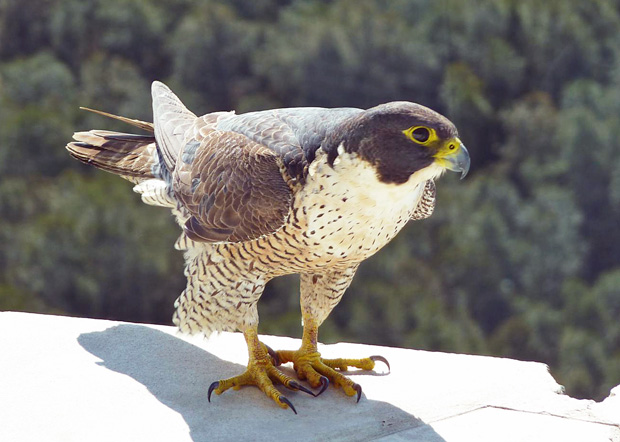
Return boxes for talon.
[353,383,362,403]
[264,344,281,366]
[370,355,391,373]
[289,381,314,396]
[207,381,219,402]
[279,396,297,414]
[315,376,329,397]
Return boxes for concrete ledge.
[1,312,618,441]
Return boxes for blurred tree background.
[1,0,619,400]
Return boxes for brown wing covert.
[175,130,293,243]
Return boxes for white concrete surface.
[0,311,618,442]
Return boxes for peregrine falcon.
[67,81,470,413]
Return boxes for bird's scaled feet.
[208,349,314,414]
[275,350,390,402]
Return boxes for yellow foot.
[274,350,390,402]
[207,344,314,414]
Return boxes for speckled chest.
[292,149,429,264]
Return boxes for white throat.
[297,146,443,260]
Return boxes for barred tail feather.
[67,130,159,180]
[65,106,168,181]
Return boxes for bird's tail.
[66,108,160,181]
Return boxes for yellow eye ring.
[403,126,438,145]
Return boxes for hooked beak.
[442,142,470,179]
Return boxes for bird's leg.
[207,326,313,414]
[275,267,390,401]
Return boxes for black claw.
[315,376,329,397]
[289,381,314,396]
[207,381,219,403]
[353,383,362,403]
[370,355,391,373]
[264,344,281,366]
[280,396,297,415]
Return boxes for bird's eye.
[403,125,436,145]
[411,127,430,143]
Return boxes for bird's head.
[327,102,470,184]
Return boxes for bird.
[66,81,470,413]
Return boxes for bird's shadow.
[78,325,445,442]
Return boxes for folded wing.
[174,131,293,243]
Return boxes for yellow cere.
[434,137,461,157]
[433,137,463,168]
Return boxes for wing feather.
[216,107,363,182]
[174,130,292,243]
[411,180,436,221]
[151,81,198,171]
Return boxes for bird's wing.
[216,107,363,181]
[411,180,436,221]
[150,81,295,243]
[174,107,364,243]
[151,81,198,171]
[173,128,293,243]
[150,81,363,242]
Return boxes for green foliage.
[0,52,78,176]
[0,0,618,400]
[257,0,442,108]
[169,2,260,112]
[3,172,184,321]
